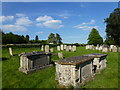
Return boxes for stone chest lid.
[18,51,52,57]
[55,56,94,65]
[83,53,107,58]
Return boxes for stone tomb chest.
[19,51,52,74]
[55,56,94,87]
[55,53,107,87]
[84,53,107,73]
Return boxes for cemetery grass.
[2,47,118,88]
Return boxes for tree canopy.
[105,8,120,45]
[87,28,103,46]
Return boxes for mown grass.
[1,47,118,88]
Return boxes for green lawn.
[1,47,118,88]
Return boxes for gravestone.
[50,48,54,52]
[58,52,63,59]
[41,45,44,51]
[118,47,120,52]
[64,45,67,50]
[61,44,64,50]
[68,45,72,51]
[102,47,109,52]
[45,45,49,52]
[9,48,13,56]
[57,46,61,51]
[72,45,76,52]
[66,46,69,51]
[112,46,117,52]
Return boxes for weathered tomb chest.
[55,53,107,87]
[84,53,107,73]
[55,56,94,87]
[19,51,52,74]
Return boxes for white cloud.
[74,25,98,30]
[36,15,64,29]
[37,31,43,34]
[1,24,27,32]
[37,20,64,29]
[73,19,98,30]
[16,13,26,17]
[36,15,53,22]
[59,14,68,19]
[0,16,14,22]
[15,17,33,26]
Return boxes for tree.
[24,35,29,43]
[87,28,103,46]
[35,35,39,41]
[47,33,56,43]
[55,33,62,44]
[105,8,120,45]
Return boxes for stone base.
[19,64,53,74]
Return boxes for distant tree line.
[1,31,62,45]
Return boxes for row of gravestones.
[41,45,54,53]
[57,45,76,52]
[86,44,120,52]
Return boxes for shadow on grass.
[0,57,8,61]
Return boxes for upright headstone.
[102,47,109,52]
[41,45,44,51]
[66,46,69,51]
[60,44,64,50]
[112,46,117,52]
[68,45,72,51]
[9,47,13,56]
[58,52,63,59]
[57,46,61,51]
[50,48,54,52]
[118,47,120,52]
[72,45,76,52]
[64,45,67,50]
[45,45,49,52]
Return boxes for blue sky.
[1,2,118,44]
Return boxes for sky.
[1,2,119,44]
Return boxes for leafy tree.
[24,35,29,43]
[55,33,62,44]
[87,28,103,46]
[48,33,56,43]
[105,8,120,45]
[35,35,39,41]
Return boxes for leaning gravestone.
[58,52,63,59]
[60,44,64,50]
[41,45,44,51]
[50,48,54,52]
[45,45,49,52]
[9,47,13,56]
[57,46,61,51]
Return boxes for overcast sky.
[1,2,118,43]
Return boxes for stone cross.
[45,45,49,52]
[58,52,63,59]
[9,47,13,56]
